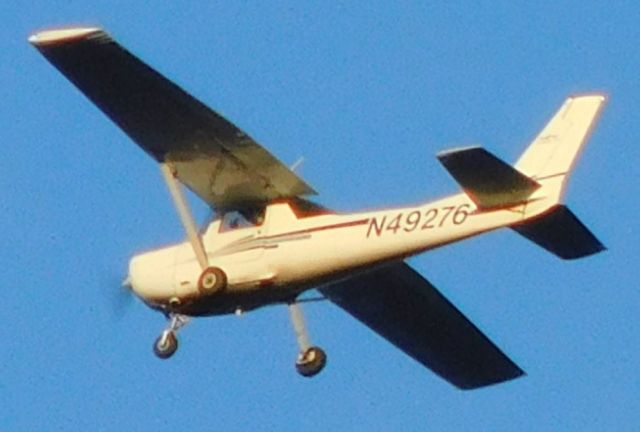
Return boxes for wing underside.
[30,28,315,210]
[319,262,524,389]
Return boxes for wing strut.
[160,163,209,270]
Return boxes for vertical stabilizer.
[515,94,606,204]
[512,95,607,259]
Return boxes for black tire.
[295,346,327,377]
[153,331,178,359]
[197,267,227,295]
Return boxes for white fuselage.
[129,185,553,316]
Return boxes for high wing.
[319,262,524,389]
[29,28,315,211]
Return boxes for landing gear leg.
[153,313,190,359]
[288,302,326,377]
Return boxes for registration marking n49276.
[366,204,471,238]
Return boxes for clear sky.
[2,2,638,430]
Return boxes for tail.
[438,94,606,259]
[514,94,606,205]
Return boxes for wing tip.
[436,145,483,160]
[568,92,607,102]
[28,26,103,46]
[457,366,526,390]
[564,93,608,111]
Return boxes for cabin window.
[219,208,265,232]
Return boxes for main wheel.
[153,331,178,359]
[295,346,327,377]
[197,267,227,295]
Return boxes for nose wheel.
[153,313,190,360]
[154,330,178,359]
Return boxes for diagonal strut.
[160,163,209,270]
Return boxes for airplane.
[29,27,606,390]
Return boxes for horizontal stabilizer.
[512,205,605,259]
[438,146,540,210]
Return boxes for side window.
[219,208,265,232]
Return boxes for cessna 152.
[30,27,606,389]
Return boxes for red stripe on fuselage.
[264,218,370,241]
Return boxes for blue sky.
[2,2,638,430]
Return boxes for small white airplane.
[30,27,606,389]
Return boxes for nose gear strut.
[153,313,190,359]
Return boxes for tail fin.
[438,94,607,259]
[515,94,606,204]
[513,94,606,259]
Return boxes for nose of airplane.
[128,248,178,303]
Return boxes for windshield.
[219,207,265,232]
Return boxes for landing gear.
[198,266,227,295]
[153,313,190,360]
[296,346,327,377]
[154,330,178,359]
[288,302,327,377]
